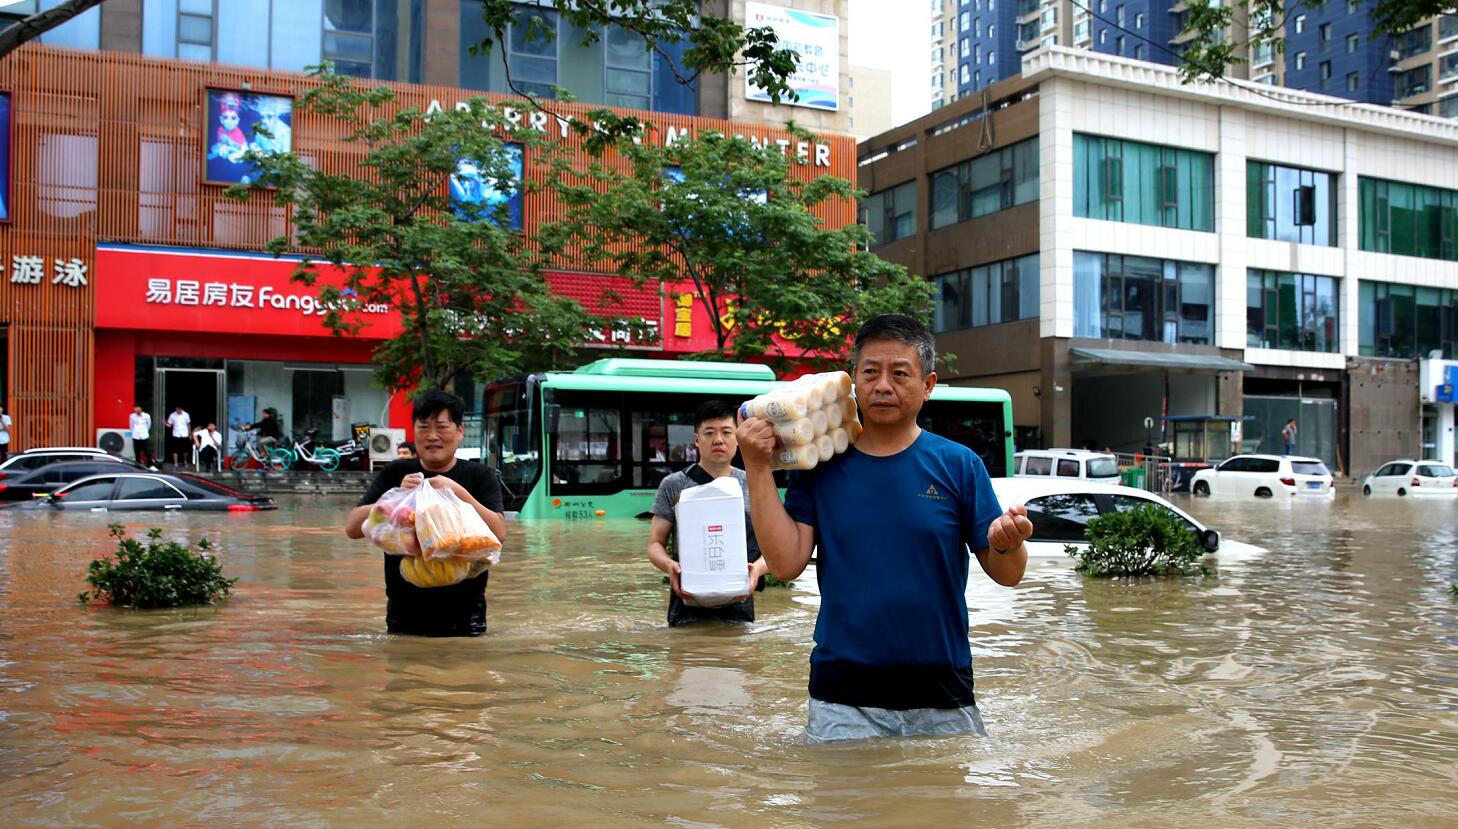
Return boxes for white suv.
[1190,454,1334,498]
[1014,449,1120,481]
[1361,460,1457,497]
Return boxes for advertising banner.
[95,246,401,338]
[744,3,840,111]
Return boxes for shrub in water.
[78,524,237,608]
[1065,504,1205,577]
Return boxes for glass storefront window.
[930,253,1039,333]
[928,137,1039,230]
[1358,280,1458,358]
[1072,252,1214,344]
[1246,270,1340,352]
[1074,134,1214,232]
[225,360,390,442]
[1246,161,1337,246]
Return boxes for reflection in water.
[0,494,1456,826]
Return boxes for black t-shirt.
[358,459,505,636]
[256,418,282,440]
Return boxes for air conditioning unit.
[368,428,407,467]
[96,428,134,457]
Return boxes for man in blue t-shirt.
[738,314,1034,743]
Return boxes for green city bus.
[480,358,1014,519]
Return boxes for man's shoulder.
[655,469,692,491]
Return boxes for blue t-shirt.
[784,430,1003,710]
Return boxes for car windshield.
[1291,461,1329,476]
[1085,457,1119,478]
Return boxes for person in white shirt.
[129,404,152,465]
[165,406,191,468]
[193,421,223,470]
[0,404,12,463]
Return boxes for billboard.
[450,142,523,228]
[203,87,294,186]
[744,3,840,111]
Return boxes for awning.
[1069,347,1252,373]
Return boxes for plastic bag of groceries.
[413,481,502,566]
[362,486,422,557]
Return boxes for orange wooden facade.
[0,45,858,450]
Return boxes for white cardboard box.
[675,476,749,607]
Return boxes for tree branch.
[0,0,108,60]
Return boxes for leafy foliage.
[229,69,644,393]
[1176,0,1453,84]
[468,0,801,144]
[543,121,932,372]
[78,525,237,609]
[1065,505,1206,577]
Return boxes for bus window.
[484,382,541,508]
[918,400,1009,476]
[551,400,623,491]
[630,406,698,489]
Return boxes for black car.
[0,448,143,473]
[0,460,145,501]
[5,472,276,512]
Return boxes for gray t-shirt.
[651,465,760,558]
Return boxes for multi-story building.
[13,0,856,130]
[845,64,892,138]
[0,23,860,449]
[1282,6,1458,117]
[931,0,958,108]
[858,47,1458,475]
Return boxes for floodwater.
[1,493,1455,828]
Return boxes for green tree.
[1065,504,1207,577]
[1177,1,1455,84]
[230,70,645,393]
[543,123,931,372]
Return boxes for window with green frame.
[1246,270,1340,352]
[1358,177,1458,261]
[1246,162,1337,246]
[1074,134,1214,232]
[1358,281,1458,358]
[929,137,1039,229]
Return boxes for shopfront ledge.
[191,469,375,496]
[1069,347,1253,373]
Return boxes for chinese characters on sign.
[142,276,389,316]
[703,523,726,572]
[674,293,693,338]
[6,255,88,287]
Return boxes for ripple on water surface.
[1,494,1456,827]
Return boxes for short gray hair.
[852,314,935,377]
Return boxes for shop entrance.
[154,368,224,458]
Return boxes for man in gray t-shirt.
[647,400,767,626]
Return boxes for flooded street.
[1,493,1456,827]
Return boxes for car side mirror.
[1200,529,1220,552]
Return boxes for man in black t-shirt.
[345,391,507,636]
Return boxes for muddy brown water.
[1,494,1455,827]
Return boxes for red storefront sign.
[95,246,402,338]
[95,247,668,347]
[660,281,836,359]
